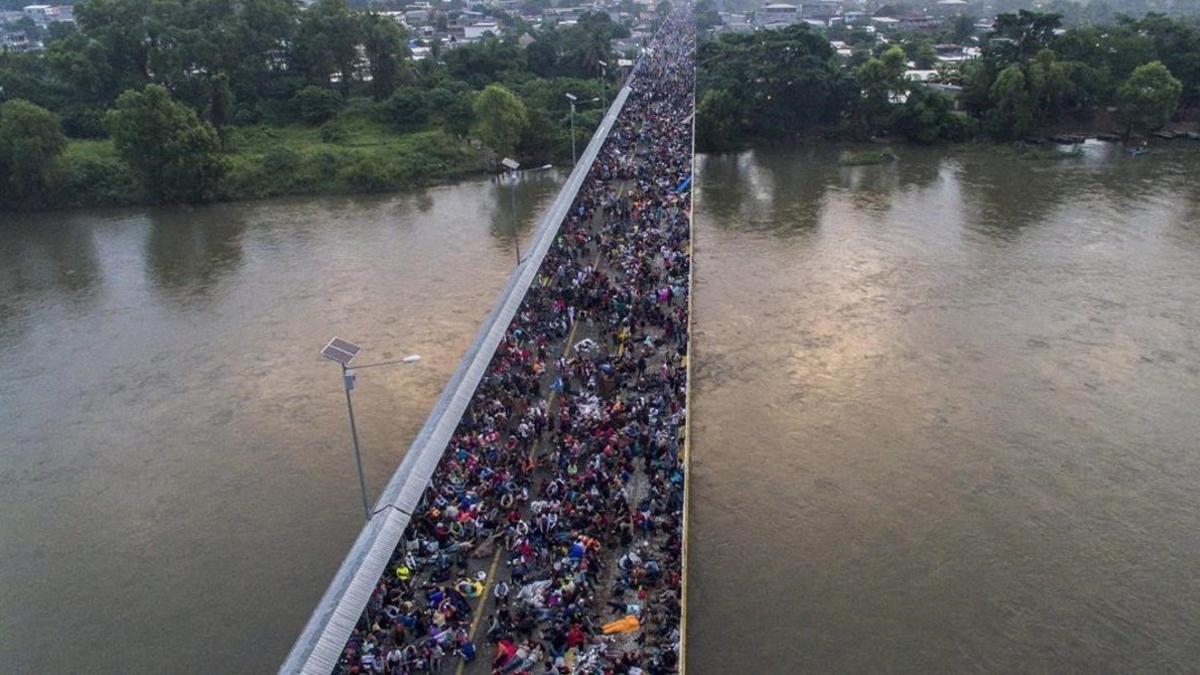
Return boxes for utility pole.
[502,157,521,266]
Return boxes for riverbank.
[22,115,492,212]
[713,129,1200,167]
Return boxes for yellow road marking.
[454,190,616,674]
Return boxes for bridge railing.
[280,82,636,675]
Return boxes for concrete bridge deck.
[282,11,695,674]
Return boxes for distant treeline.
[697,12,1198,150]
[702,0,1200,27]
[0,0,633,210]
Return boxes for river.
[4,144,1200,673]
[688,143,1200,672]
[0,171,566,673]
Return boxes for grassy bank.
[53,115,488,210]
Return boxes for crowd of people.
[336,8,695,674]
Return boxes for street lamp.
[564,93,601,166]
[565,93,578,165]
[320,337,420,522]
[598,60,608,107]
[501,156,521,266]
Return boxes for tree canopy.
[473,83,528,159]
[1117,61,1183,138]
[106,84,225,202]
[0,99,66,207]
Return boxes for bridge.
[282,9,696,674]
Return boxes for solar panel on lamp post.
[320,337,421,522]
[502,157,521,267]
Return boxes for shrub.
[60,105,108,139]
[382,88,430,131]
[319,121,347,143]
[294,86,343,125]
[262,146,300,175]
[339,155,396,191]
[233,106,261,126]
[62,154,139,206]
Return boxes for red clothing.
[566,624,585,648]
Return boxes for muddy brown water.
[0,172,565,673]
[4,142,1200,673]
[687,143,1200,673]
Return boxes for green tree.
[1116,61,1182,140]
[1026,49,1073,124]
[890,85,971,143]
[698,25,851,143]
[428,83,475,137]
[473,83,527,158]
[0,99,65,207]
[855,46,906,133]
[1135,14,1200,107]
[293,0,361,95]
[207,72,235,147]
[986,64,1034,140]
[989,11,1062,63]
[294,85,343,124]
[361,13,409,100]
[106,84,224,202]
[948,14,975,43]
[516,107,561,161]
[696,88,739,151]
[383,87,430,131]
[913,40,937,69]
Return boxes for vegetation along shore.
[0,0,642,211]
[3,1,1200,211]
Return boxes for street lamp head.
[564,92,577,101]
[598,60,608,67]
[501,157,520,171]
[402,354,421,363]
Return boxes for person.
[336,7,696,674]
[493,577,511,608]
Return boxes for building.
[871,15,899,30]
[542,7,587,23]
[2,29,33,52]
[462,21,499,40]
[716,12,754,33]
[934,0,968,15]
[22,4,52,21]
[896,13,940,30]
[755,2,799,28]
[800,0,841,22]
[842,10,868,25]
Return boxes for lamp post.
[598,60,608,108]
[564,93,601,166]
[320,338,420,522]
[565,92,578,166]
[501,156,521,266]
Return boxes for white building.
[756,2,799,28]
[22,4,56,23]
[462,21,499,40]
